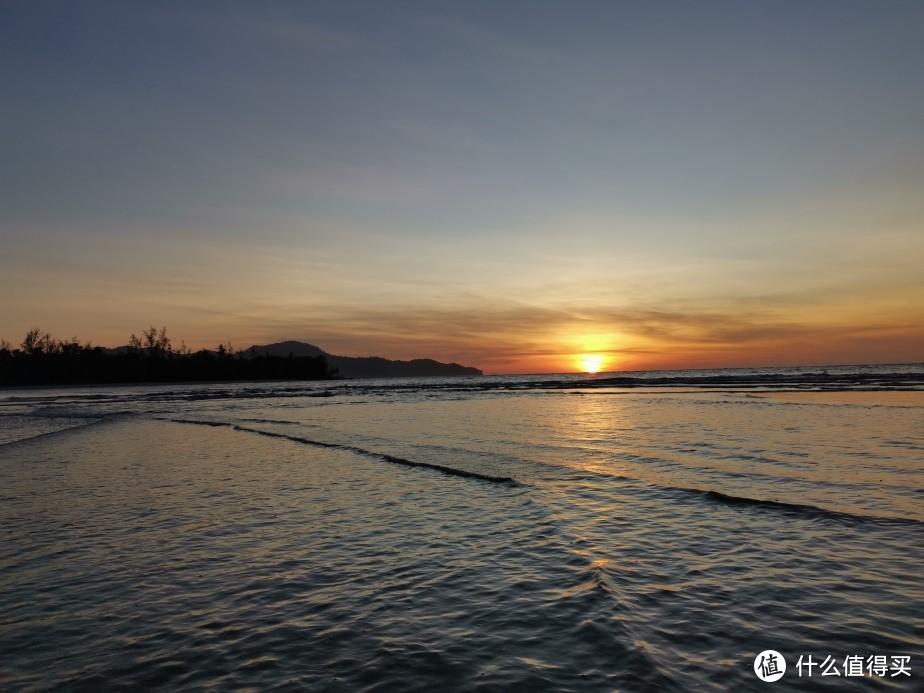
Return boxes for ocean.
[1,364,922,690]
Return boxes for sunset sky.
[2,0,922,373]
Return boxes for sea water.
[1,366,922,690]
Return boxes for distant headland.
[0,328,482,387]
[241,340,482,379]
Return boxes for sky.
[1,0,922,373]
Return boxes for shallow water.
[1,367,922,690]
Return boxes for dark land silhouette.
[0,327,334,386]
[243,341,483,378]
[0,329,482,386]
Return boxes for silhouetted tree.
[0,326,336,386]
[22,328,56,355]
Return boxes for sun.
[577,354,606,374]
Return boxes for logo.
[754,650,786,682]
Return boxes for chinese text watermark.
[753,652,911,682]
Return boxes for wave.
[0,414,127,448]
[1,409,113,420]
[334,367,924,393]
[237,418,302,426]
[683,487,923,526]
[571,371,924,390]
[162,418,516,484]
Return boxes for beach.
[5,0,924,688]
[1,369,922,690]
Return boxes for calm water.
[1,365,922,690]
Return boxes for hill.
[242,341,482,378]
[241,341,324,359]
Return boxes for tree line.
[0,327,337,386]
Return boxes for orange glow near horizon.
[2,264,923,375]
[576,354,607,374]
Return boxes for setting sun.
[577,354,606,374]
